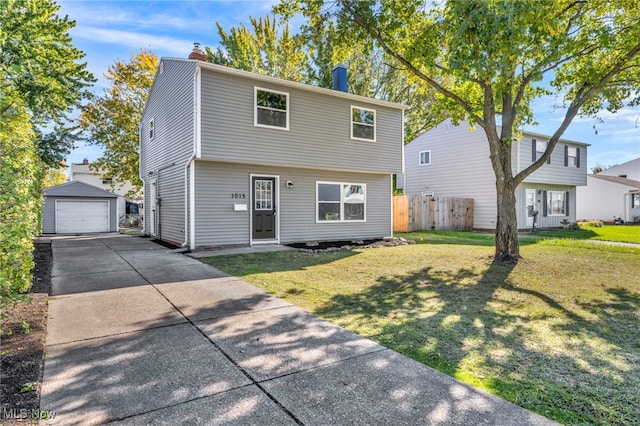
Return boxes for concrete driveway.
[41,234,556,425]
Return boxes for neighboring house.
[139,47,404,249]
[576,158,640,223]
[43,181,118,233]
[71,158,141,220]
[399,119,589,230]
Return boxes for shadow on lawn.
[314,259,640,424]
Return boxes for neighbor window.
[149,119,155,140]
[317,182,366,222]
[255,87,289,130]
[419,150,431,165]
[351,106,376,141]
[633,194,640,209]
[547,191,566,216]
[102,178,113,185]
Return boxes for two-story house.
[139,48,405,249]
[400,120,589,230]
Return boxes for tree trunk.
[495,183,520,262]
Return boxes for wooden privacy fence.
[393,195,474,232]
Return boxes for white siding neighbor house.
[139,47,405,249]
[71,158,142,220]
[400,119,589,230]
[576,158,640,223]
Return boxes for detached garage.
[43,181,118,234]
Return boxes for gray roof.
[44,181,119,198]
[590,174,640,189]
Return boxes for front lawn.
[534,223,640,244]
[201,235,640,425]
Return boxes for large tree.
[79,50,158,198]
[324,0,640,261]
[211,8,442,141]
[1,0,94,166]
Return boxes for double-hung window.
[419,150,431,165]
[547,191,566,216]
[149,119,155,140]
[565,145,580,167]
[351,106,375,141]
[317,182,366,222]
[255,87,289,130]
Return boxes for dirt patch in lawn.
[1,240,52,424]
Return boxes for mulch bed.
[1,240,52,424]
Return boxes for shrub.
[578,220,604,228]
[0,109,42,329]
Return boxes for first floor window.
[547,191,566,216]
[419,150,431,165]
[632,193,640,209]
[317,182,365,221]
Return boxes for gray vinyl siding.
[516,183,576,228]
[194,161,392,247]
[517,136,588,186]
[140,59,196,242]
[199,70,403,174]
[42,196,117,233]
[403,121,498,229]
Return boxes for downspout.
[182,65,200,247]
[138,123,145,234]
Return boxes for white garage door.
[56,200,110,233]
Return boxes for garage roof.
[44,181,118,198]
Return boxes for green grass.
[535,224,640,244]
[201,234,640,425]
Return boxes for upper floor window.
[255,87,289,130]
[149,119,155,140]
[351,106,376,141]
[532,139,550,164]
[565,145,580,167]
[102,178,113,185]
[419,150,431,165]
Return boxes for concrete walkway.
[41,234,556,425]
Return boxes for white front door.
[526,189,536,227]
[149,180,157,236]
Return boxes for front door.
[252,177,276,240]
[526,189,536,227]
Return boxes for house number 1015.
[231,193,246,199]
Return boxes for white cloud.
[73,26,194,57]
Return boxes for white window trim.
[254,86,289,131]
[567,146,578,167]
[350,105,376,142]
[149,118,155,140]
[547,191,566,216]
[316,181,367,223]
[419,150,431,165]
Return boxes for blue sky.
[58,0,639,172]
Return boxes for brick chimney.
[82,158,89,165]
[188,42,207,61]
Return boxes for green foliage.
[327,0,640,260]
[80,50,158,199]
[0,0,94,167]
[0,101,41,324]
